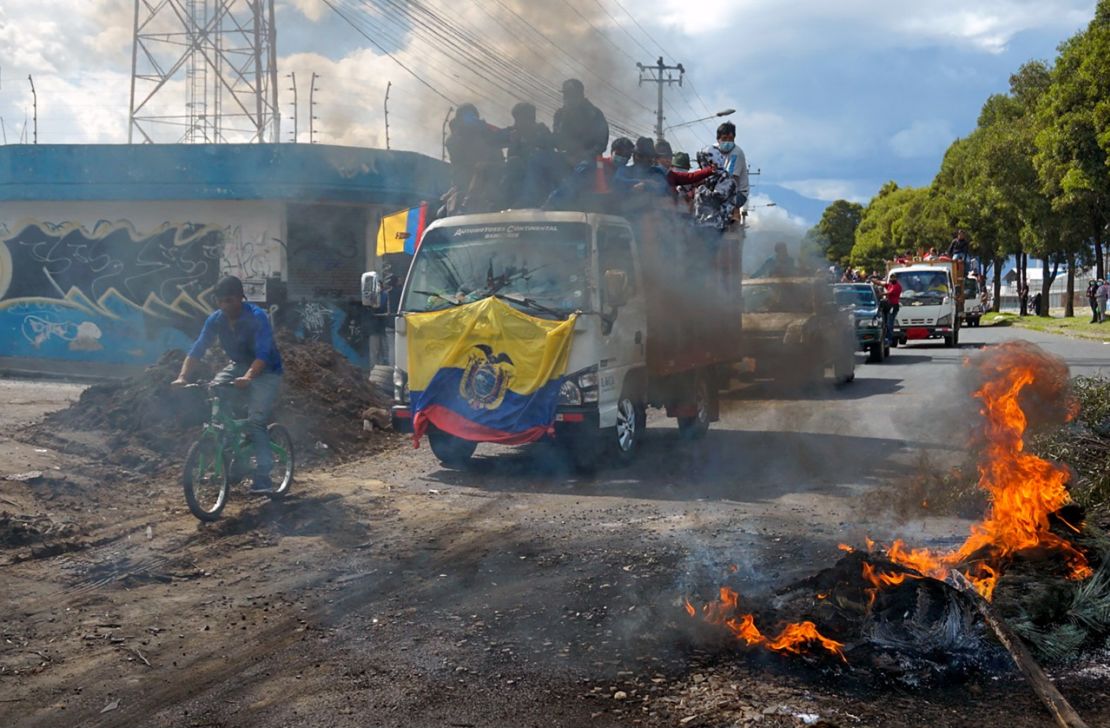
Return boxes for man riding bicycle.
[172,276,284,493]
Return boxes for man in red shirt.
[883,273,903,344]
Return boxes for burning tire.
[428,428,477,469]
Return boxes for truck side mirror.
[361,272,381,307]
[604,269,630,308]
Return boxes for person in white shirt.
[700,121,750,208]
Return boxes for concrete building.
[0,144,446,376]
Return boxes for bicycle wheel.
[183,435,229,521]
[267,423,295,498]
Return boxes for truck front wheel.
[612,395,646,465]
[428,429,477,469]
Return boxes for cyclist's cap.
[213,275,245,300]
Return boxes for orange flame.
[861,562,920,608]
[873,345,1090,599]
[687,587,845,660]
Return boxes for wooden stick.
[948,570,1088,728]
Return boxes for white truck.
[961,275,984,327]
[888,258,965,348]
[376,208,745,470]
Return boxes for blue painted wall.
[0,144,447,373]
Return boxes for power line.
[320,0,455,105]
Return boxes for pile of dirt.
[29,332,394,474]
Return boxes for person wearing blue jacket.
[172,276,284,493]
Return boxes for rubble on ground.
[26,332,394,473]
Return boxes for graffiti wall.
[0,201,284,366]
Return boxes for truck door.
[596,223,645,411]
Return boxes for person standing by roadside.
[1098,279,1110,323]
[172,275,283,493]
[1087,279,1100,323]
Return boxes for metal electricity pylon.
[128,0,280,144]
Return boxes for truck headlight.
[560,366,599,406]
[558,379,583,406]
[937,314,952,326]
[393,367,409,404]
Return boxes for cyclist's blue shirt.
[188,302,283,374]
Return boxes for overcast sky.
[0,0,1099,234]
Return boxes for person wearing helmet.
[172,276,284,493]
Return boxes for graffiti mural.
[0,219,224,365]
[290,300,370,368]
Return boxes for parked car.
[833,282,890,363]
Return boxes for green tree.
[810,200,864,266]
[1034,7,1110,279]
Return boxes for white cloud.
[779,179,868,203]
[652,0,1094,55]
[746,193,810,234]
[889,119,955,159]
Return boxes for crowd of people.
[440,78,750,229]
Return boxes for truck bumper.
[391,405,600,438]
[895,326,954,340]
[392,405,413,433]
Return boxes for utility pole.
[637,57,683,144]
[384,81,391,150]
[27,75,37,144]
[309,72,319,144]
[287,72,298,142]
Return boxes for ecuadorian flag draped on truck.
[407,296,577,445]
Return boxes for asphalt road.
[4,324,1110,728]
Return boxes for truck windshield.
[896,271,949,305]
[963,279,980,298]
[834,286,877,308]
[403,222,591,317]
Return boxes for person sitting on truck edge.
[947,229,970,261]
[613,137,669,199]
[172,275,284,494]
[553,79,609,166]
[883,273,903,343]
[701,121,750,208]
[544,136,632,211]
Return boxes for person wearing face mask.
[543,136,634,211]
[700,121,749,209]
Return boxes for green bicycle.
[182,382,295,522]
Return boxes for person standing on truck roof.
[504,102,562,208]
[947,229,970,261]
[883,273,903,344]
[553,79,609,165]
[700,122,750,208]
[171,275,283,494]
[445,104,507,214]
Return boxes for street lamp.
[664,109,735,132]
